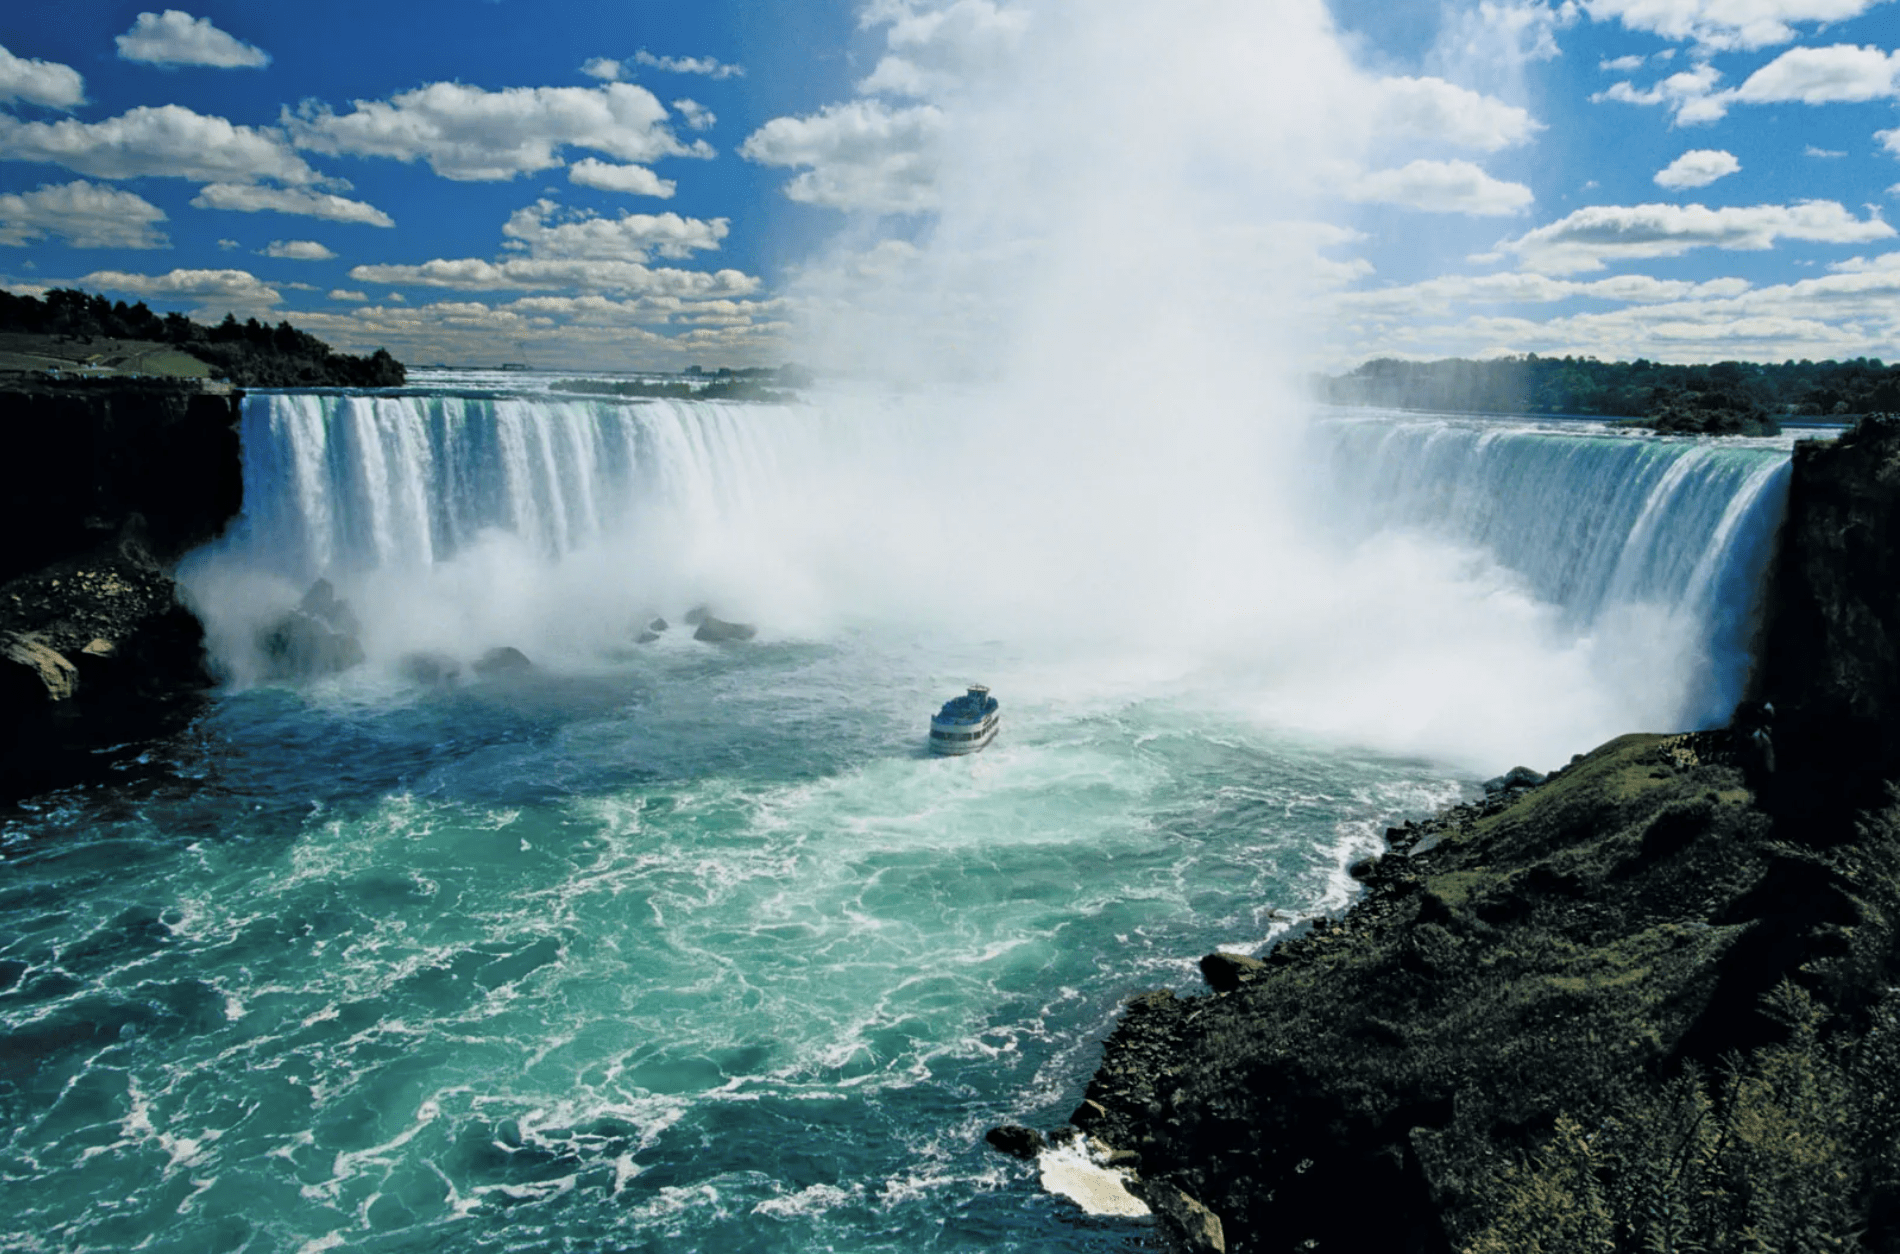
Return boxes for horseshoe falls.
[0,386,1794,1253]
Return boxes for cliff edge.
[1035,416,1900,1253]
[0,377,243,798]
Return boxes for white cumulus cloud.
[191,183,395,226]
[261,239,335,260]
[286,81,711,182]
[1655,148,1741,188]
[500,200,727,261]
[329,288,368,302]
[1345,160,1534,215]
[1581,0,1890,51]
[566,158,676,198]
[580,57,622,81]
[672,99,715,132]
[0,105,316,184]
[740,99,943,213]
[1492,200,1895,273]
[1884,126,1900,155]
[1595,62,1727,123]
[0,181,168,249]
[116,10,269,69]
[80,266,281,311]
[348,256,759,298]
[0,44,86,109]
[1370,76,1543,151]
[1735,43,1900,103]
[632,50,744,79]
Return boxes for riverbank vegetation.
[0,287,403,388]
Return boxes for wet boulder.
[1483,765,1545,796]
[692,615,757,643]
[399,652,461,687]
[259,579,366,679]
[985,1125,1047,1160]
[473,646,532,677]
[1200,951,1268,993]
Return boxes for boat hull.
[929,714,1000,755]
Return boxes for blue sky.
[1,1,1898,369]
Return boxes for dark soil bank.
[0,378,243,797]
[1038,416,1900,1253]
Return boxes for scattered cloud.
[329,288,368,301]
[740,100,943,212]
[1600,53,1646,71]
[191,183,395,226]
[0,181,169,249]
[348,256,760,298]
[579,57,622,81]
[566,158,676,198]
[1371,76,1542,150]
[500,199,727,261]
[857,0,1029,98]
[286,81,711,182]
[0,104,317,184]
[1735,43,1900,104]
[1655,148,1740,188]
[1491,200,1895,273]
[79,266,281,312]
[672,98,715,132]
[216,238,238,249]
[632,50,744,79]
[261,239,336,260]
[1807,145,1848,157]
[116,10,269,69]
[1884,127,1900,155]
[1345,159,1535,215]
[1595,62,1726,124]
[0,43,86,109]
[1580,0,1890,51]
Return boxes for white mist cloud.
[566,158,676,198]
[0,44,86,109]
[1346,159,1534,215]
[0,181,169,249]
[1654,148,1740,188]
[261,239,335,260]
[501,199,728,261]
[285,82,712,182]
[0,105,317,184]
[192,183,395,226]
[1492,200,1895,273]
[1369,75,1543,150]
[116,10,269,69]
[1582,0,1889,50]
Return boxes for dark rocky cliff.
[0,377,243,797]
[1029,416,1900,1253]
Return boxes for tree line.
[0,287,405,388]
[1323,355,1900,422]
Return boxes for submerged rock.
[473,646,532,677]
[399,651,461,687]
[647,616,668,632]
[636,630,662,645]
[984,1125,1046,1160]
[692,615,757,643]
[259,579,366,680]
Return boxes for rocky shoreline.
[0,377,243,800]
[1002,415,1900,1252]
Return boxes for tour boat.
[929,684,1000,755]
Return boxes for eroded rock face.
[692,615,757,643]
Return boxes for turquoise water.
[0,634,1457,1252]
[1,393,1797,1251]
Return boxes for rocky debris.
[984,1125,1046,1160]
[258,580,365,680]
[473,646,533,677]
[399,652,460,687]
[1133,1184,1226,1254]
[1199,951,1267,993]
[692,614,757,643]
[1482,764,1544,796]
[1,632,79,704]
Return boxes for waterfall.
[1310,413,1792,728]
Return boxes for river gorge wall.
[0,377,242,797]
[1052,418,1900,1254]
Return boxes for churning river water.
[0,383,1799,1252]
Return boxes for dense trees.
[0,288,405,388]
[1324,354,1900,422]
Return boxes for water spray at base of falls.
[181,389,1793,773]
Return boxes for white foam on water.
[1036,1139,1151,1219]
